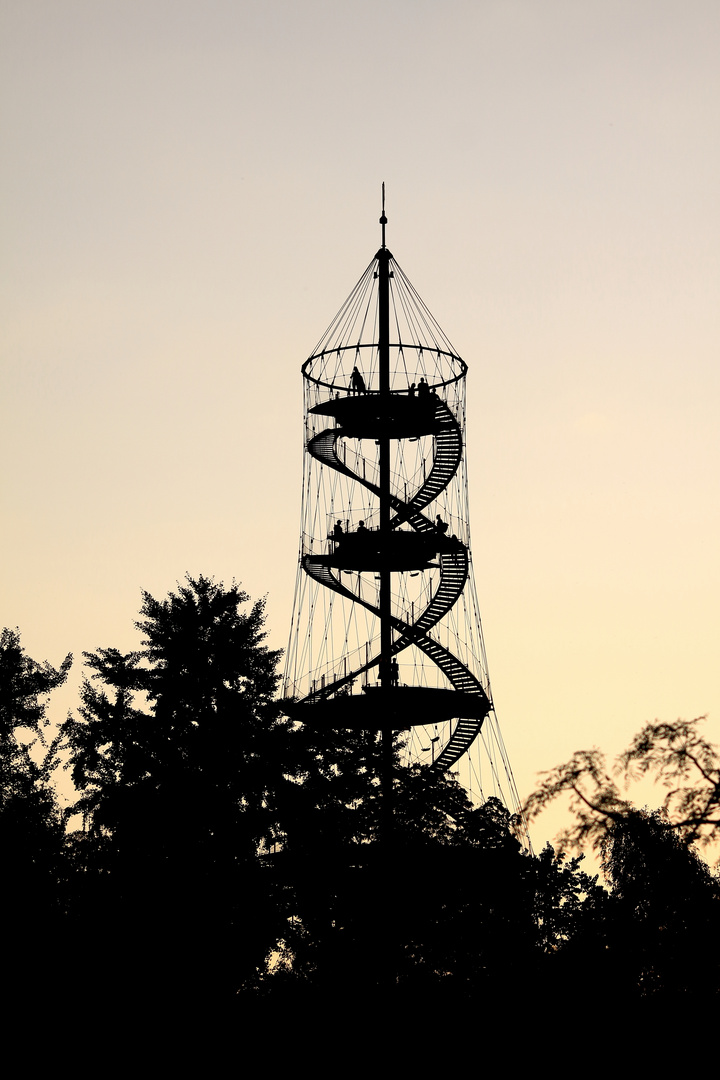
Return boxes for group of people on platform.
[331,520,367,540]
[348,367,434,399]
[331,514,449,541]
[331,519,367,540]
[408,377,431,398]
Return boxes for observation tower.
[284,194,520,810]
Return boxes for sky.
[2,0,719,847]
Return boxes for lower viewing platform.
[284,683,491,731]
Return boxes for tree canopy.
[0,626,71,848]
[3,584,719,1016]
[523,715,720,851]
[65,575,283,843]
[0,628,72,991]
[60,576,291,1002]
[523,716,720,1008]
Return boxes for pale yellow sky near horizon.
[2,0,719,849]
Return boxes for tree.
[259,728,485,995]
[0,627,72,735]
[531,843,606,954]
[260,746,607,1008]
[63,576,287,1003]
[523,717,720,1003]
[0,628,71,987]
[523,715,720,852]
[0,626,71,853]
[61,575,642,1009]
[67,576,283,834]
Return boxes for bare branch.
[524,716,720,853]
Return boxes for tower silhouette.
[284,196,520,810]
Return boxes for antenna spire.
[379,181,387,248]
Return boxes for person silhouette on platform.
[418,377,429,397]
[408,382,416,397]
[333,520,343,541]
[357,520,368,534]
[435,514,449,534]
[390,658,399,686]
[351,367,367,395]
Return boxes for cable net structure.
[284,225,522,813]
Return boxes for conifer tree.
[63,576,286,1003]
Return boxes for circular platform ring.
[302,343,467,395]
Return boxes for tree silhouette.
[63,576,287,1005]
[259,741,605,1009]
[56,577,720,1013]
[0,628,71,991]
[523,715,720,850]
[523,717,720,1004]
[263,746,500,999]
[12,584,720,1024]
[596,808,720,1001]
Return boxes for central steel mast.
[378,186,391,693]
[377,187,393,825]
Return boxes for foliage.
[62,576,287,999]
[532,844,606,953]
[261,729,494,992]
[618,718,720,846]
[65,575,283,835]
[258,782,609,1004]
[523,715,720,852]
[0,628,72,987]
[598,807,720,999]
[0,626,71,833]
[11,586,719,1008]
[521,718,720,1004]
[0,625,71,742]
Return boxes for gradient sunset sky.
[2,0,718,844]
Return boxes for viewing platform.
[318,527,463,573]
[285,683,492,731]
[309,391,442,440]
